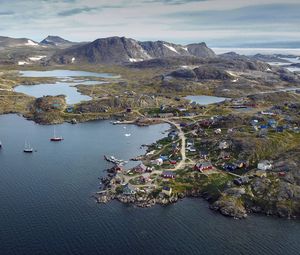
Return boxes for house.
[194,161,213,172]
[235,160,248,169]
[158,113,174,118]
[219,141,230,150]
[168,130,178,140]
[169,160,177,165]
[187,146,196,152]
[268,119,277,128]
[200,151,209,160]
[250,119,259,126]
[278,172,286,177]
[140,173,150,183]
[234,176,250,186]
[161,171,176,179]
[162,186,172,196]
[66,105,74,113]
[223,163,237,172]
[186,139,194,147]
[214,128,222,134]
[257,160,272,171]
[123,183,136,195]
[160,155,169,161]
[276,126,284,133]
[152,158,163,166]
[126,108,132,113]
[134,163,147,173]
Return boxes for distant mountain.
[51,36,216,64]
[0,36,39,48]
[40,35,74,47]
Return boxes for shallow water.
[15,70,118,104]
[0,114,299,255]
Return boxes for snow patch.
[163,43,179,54]
[129,58,143,62]
[181,46,188,52]
[28,55,46,61]
[25,40,39,46]
[18,61,29,65]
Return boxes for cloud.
[164,3,300,28]
[57,7,99,16]
[0,11,14,15]
[143,0,207,5]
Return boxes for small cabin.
[162,186,172,196]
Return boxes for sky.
[0,0,300,46]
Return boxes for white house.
[257,160,272,171]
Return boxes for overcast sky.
[0,0,299,46]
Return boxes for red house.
[161,171,176,179]
[194,162,213,172]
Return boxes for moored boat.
[50,127,64,142]
[24,141,33,153]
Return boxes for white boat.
[24,141,33,153]
[0,140,2,148]
[125,133,131,137]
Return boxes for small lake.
[186,95,228,105]
[15,70,119,104]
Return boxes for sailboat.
[50,127,64,142]
[24,140,33,153]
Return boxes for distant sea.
[212,48,300,56]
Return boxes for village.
[95,92,300,219]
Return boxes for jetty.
[104,155,127,165]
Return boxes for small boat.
[124,133,131,137]
[0,141,2,149]
[50,127,63,142]
[24,141,33,153]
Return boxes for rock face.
[40,35,74,47]
[187,43,216,58]
[51,36,216,64]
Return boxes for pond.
[186,95,228,105]
[14,70,119,104]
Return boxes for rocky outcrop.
[51,36,216,64]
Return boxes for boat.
[0,141,2,149]
[50,127,64,142]
[24,141,33,153]
[124,133,131,137]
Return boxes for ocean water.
[0,114,299,255]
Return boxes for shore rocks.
[211,196,247,219]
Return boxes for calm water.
[186,95,228,105]
[15,70,118,104]
[0,114,300,255]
